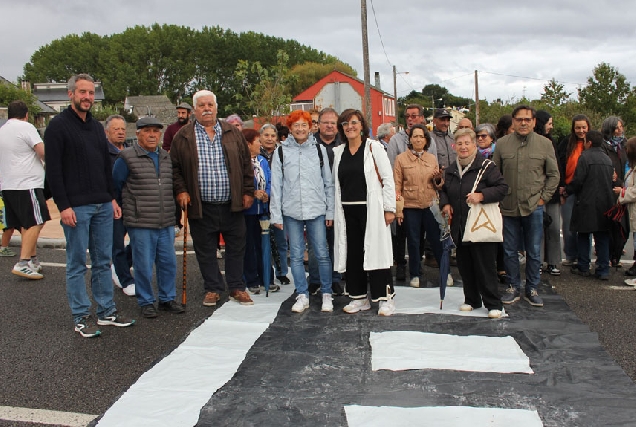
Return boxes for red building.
[292,70,396,134]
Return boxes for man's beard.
[178,117,188,125]
[73,98,93,113]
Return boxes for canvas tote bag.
[462,159,503,243]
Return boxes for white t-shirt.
[0,118,45,190]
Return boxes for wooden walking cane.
[182,204,188,307]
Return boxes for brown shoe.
[203,292,220,306]
[229,289,254,305]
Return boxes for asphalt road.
[1,247,636,426]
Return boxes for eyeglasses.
[312,120,318,125]
[476,134,490,139]
[320,121,337,126]
[405,114,421,119]
[341,120,361,128]
[514,117,533,123]
[291,123,309,129]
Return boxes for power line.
[480,70,584,87]
[368,0,392,68]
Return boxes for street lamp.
[393,66,409,120]
[430,96,443,110]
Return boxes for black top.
[338,141,367,202]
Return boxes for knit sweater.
[44,106,115,211]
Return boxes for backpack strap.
[316,143,324,168]
[277,146,284,173]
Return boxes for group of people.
[2,72,632,337]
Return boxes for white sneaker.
[624,278,636,287]
[111,264,122,288]
[12,262,43,280]
[343,298,371,314]
[378,299,395,317]
[28,260,42,274]
[447,274,454,287]
[291,294,309,313]
[459,304,473,312]
[321,294,333,312]
[409,277,420,288]
[488,308,505,319]
[217,249,223,259]
[122,284,136,296]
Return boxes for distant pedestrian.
[45,73,135,338]
[113,117,184,318]
[0,100,49,279]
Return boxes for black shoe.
[570,267,590,277]
[524,289,544,307]
[308,283,321,295]
[332,281,345,296]
[141,305,158,318]
[395,264,406,281]
[159,300,185,314]
[625,264,636,276]
[545,265,561,276]
[276,275,291,285]
[497,272,508,284]
[501,286,521,304]
[594,273,609,281]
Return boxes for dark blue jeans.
[503,206,543,293]
[403,207,442,279]
[576,231,610,276]
[112,217,134,288]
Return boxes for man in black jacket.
[45,74,135,338]
[566,130,615,280]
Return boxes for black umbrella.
[439,217,455,309]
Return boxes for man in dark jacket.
[113,117,185,318]
[45,74,135,338]
[566,130,615,280]
[171,90,255,307]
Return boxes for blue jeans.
[403,208,442,279]
[503,206,543,293]
[112,217,134,288]
[308,224,341,285]
[271,224,288,277]
[62,203,116,324]
[128,226,177,306]
[576,231,610,276]
[284,215,332,296]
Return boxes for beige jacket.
[393,150,439,211]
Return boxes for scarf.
[251,156,266,191]
[410,149,425,158]
[477,142,496,158]
[456,150,477,177]
[608,136,626,152]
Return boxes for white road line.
[96,282,294,427]
[0,406,97,427]
[370,331,533,374]
[41,262,74,268]
[344,405,543,427]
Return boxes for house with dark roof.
[124,95,175,126]
[32,81,105,112]
[0,76,57,127]
[292,70,396,133]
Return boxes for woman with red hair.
[270,111,335,313]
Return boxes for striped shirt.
[194,120,230,202]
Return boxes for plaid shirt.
[194,120,230,202]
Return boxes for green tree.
[288,61,357,97]
[0,84,41,120]
[233,50,296,122]
[541,78,571,108]
[578,62,631,117]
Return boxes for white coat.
[333,138,396,272]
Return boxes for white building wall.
[313,82,361,114]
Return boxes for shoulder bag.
[462,159,503,243]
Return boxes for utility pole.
[361,0,372,128]
[393,65,398,125]
[474,70,480,126]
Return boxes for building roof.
[124,95,176,125]
[0,76,56,114]
[293,70,394,102]
[33,82,105,103]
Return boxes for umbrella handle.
[182,205,188,307]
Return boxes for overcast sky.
[3,1,636,104]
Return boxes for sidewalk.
[10,200,193,249]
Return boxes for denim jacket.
[270,134,334,225]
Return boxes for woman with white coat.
[332,109,396,316]
[618,137,636,282]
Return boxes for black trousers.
[344,205,394,301]
[189,202,246,293]
[456,241,502,310]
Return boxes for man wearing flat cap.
[112,117,185,318]
[431,108,456,169]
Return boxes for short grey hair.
[601,116,624,141]
[193,90,217,107]
[319,107,338,121]
[105,114,126,130]
[474,123,497,142]
[259,123,277,135]
[68,73,94,92]
[376,123,393,140]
